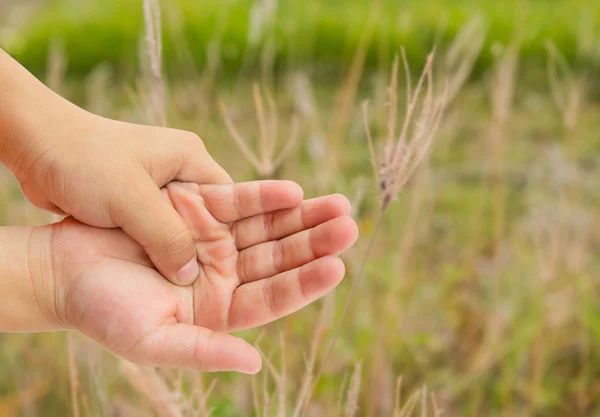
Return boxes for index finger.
[182,181,304,223]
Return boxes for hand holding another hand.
[1,48,231,286]
[0,49,359,373]
[41,181,357,373]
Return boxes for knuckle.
[179,130,206,150]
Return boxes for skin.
[1,181,358,373]
[0,47,231,286]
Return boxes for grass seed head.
[367,50,447,210]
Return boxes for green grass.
[3,0,600,79]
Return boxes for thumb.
[113,175,199,286]
[144,324,262,372]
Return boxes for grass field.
[3,0,600,80]
[1,0,600,416]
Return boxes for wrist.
[0,48,83,179]
[28,224,73,330]
[0,225,68,332]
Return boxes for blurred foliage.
[1,0,600,416]
[2,0,600,80]
[0,78,599,415]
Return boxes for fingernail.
[177,258,199,284]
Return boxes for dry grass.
[219,84,300,179]
[83,64,113,117]
[487,39,519,255]
[235,0,279,89]
[325,0,381,179]
[366,50,446,209]
[2,2,600,417]
[546,41,587,134]
[67,333,80,417]
[45,38,67,94]
[141,0,166,127]
[441,16,487,105]
[343,361,362,417]
[298,49,447,416]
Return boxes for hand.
[0,49,230,286]
[19,112,231,286]
[50,181,358,372]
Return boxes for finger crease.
[233,186,243,220]
[272,240,284,274]
[258,183,266,213]
[263,212,274,241]
[237,250,248,283]
[299,200,307,230]
[307,228,316,259]
[194,329,209,368]
[263,278,278,315]
[227,290,237,329]
[202,194,213,215]
[230,223,240,248]
[298,268,309,300]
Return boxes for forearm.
[0,48,82,177]
[0,225,63,332]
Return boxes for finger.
[165,182,225,240]
[231,194,351,250]
[192,181,304,223]
[166,182,239,280]
[139,324,261,373]
[237,216,358,284]
[113,175,200,286]
[228,256,345,331]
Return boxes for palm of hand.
[55,181,357,373]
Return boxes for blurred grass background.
[1,0,600,416]
[3,0,600,79]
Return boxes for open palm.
[54,181,357,373]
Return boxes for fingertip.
[321,256,346,285]
[121,178,198,287]
[339,215,359,247]
[160,185,203,285]
[259,180,304,210]
[176,257,200,285]
[242,347,263,374]
[284,180,304,204]
[329,193,352,216]
[223,337,262,374]
[302,256,346,294]
[313,216,359,257]
[275,180,304,204]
